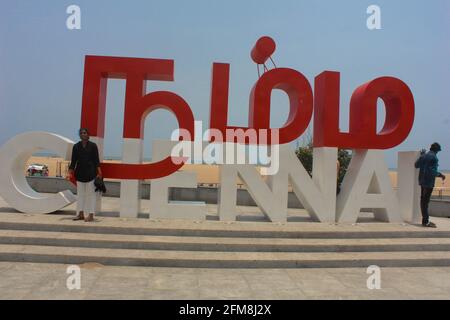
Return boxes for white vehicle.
[27,164,49,177]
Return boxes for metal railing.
[434,187,450,200]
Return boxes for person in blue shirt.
[415,143,446,228]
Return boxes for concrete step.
[1,218,450,239]
[1,244,450,268]
[1,230,450,253]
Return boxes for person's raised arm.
[415,156,422,169]
[430,156,445,180]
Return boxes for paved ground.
[1,262,450,300]
[1,196,450,299]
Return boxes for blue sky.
[1,0,449,169]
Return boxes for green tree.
[295,141,314,176]
[337,148,352,186]
[295,141,352,190]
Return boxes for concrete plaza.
[1,262,450,299]
[1,196,450,299]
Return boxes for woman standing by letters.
[67,128,102,222]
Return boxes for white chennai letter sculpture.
[0,132,77,214]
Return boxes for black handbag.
[94,176,107,193]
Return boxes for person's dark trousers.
[420,186,434,225]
